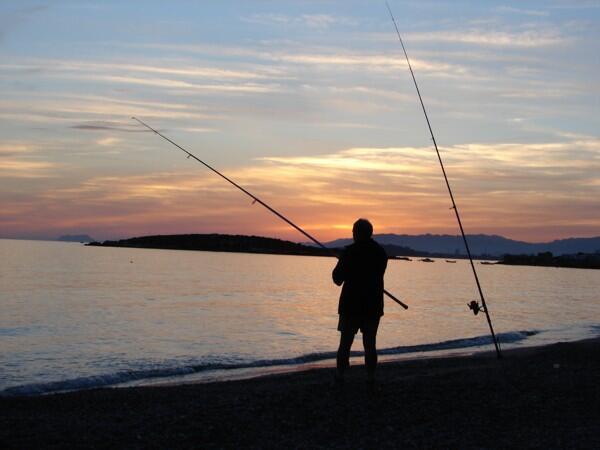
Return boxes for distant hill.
[324,234,600,257]
[58,234,95,243]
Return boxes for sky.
[1,0,599,243]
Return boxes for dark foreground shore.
[2,339,599,449]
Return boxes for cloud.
[494,6,549,17]
[405,29,568,48]
[0,94,225,126]
[120,42,471,79]
[241,13,291,26]
[96,137,121,147]
[5,135,598,241]
[301,14,358,29]
[96,75,280,94]
[0,159,57,178]
[178,127,217,133]
[0,143,33,156]
[0,60,286,81]
[246,51,474,82]
[71,121,150,133]
[12,65,279,94]
[306,122,385,130]
[242,13,357,29]
[0,45,482,134]
[367,20,572,49]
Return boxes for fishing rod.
[132,116,408,310]
[385,2,502,357]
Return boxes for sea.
[1,238,599,396]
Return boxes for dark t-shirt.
[332,239,388,318]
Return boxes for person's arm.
[378,245,388,275]
[332,251,347,286]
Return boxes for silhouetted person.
[332,218,387,386]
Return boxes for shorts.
[337,315,380,335]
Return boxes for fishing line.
[132,116,408,310]
[385,2,502,357]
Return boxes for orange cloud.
[0,159,57,178]
[1,137,599,242]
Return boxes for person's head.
[352,218,373,243]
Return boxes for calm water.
[1,239,599,395]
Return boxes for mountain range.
[323,234,600,257]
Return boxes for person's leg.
[336,331,355,380]
[362,318,380,382]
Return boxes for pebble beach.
[2,338,599,449]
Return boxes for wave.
[1,330,537,397]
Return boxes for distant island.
[499,252,600,270]
[87,234,429,259]
[58,234,95,243]
[88,234,336,257]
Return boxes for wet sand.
[1,338,599,449]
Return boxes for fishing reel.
[467,300,486,316]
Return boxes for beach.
[2,338,598,449]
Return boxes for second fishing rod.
[132,116,408,310]
[385,2,501,357]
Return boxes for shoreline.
[115,347,483,391]
[2,338,599,448]
[2,329,547,397]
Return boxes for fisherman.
[332,218,388,387]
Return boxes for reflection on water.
[1,239,599,393]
